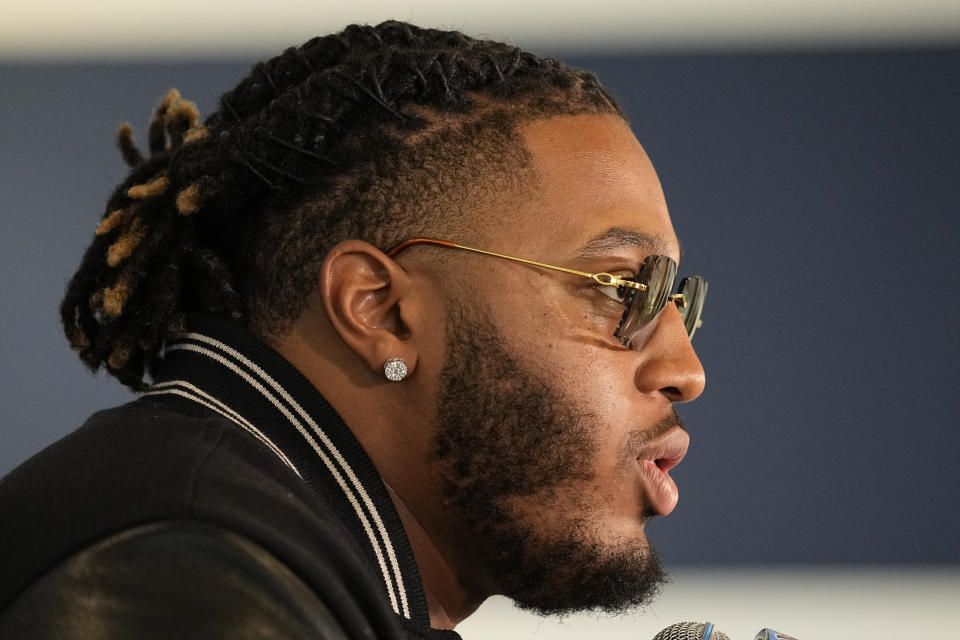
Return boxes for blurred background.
[1,2,958,639]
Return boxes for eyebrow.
[578,227,684,264]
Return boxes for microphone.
[652,622,799,640]
[753,631,799,640]
[653,622,730,640]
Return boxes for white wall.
[4,0,960,60]
[459,567,960,640]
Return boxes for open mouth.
[636,428,689,516]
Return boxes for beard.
[431,302,667,615]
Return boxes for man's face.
[429,114,705,614]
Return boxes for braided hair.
[61,21,623,390]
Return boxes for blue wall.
[2,48,958,565]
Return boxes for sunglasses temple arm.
[386,237,641,289]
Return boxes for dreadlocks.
[60,20,622,390]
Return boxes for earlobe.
[320,240,419,379]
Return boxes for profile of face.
[428,114,705,614]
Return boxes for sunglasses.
[386,238,706,348]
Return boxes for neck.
[271,316,487,627]
[385,484,485,629]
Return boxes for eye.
[595,283,628,303]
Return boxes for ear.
[320,239,419,379]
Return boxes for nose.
[633,303,706,402]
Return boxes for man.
[0,20,705,639]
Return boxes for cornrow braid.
[61,20,622,390]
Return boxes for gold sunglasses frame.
[386,238,690,308]
[386,238,705,344]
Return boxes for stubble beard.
[431,303,666,615]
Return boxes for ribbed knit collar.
[146,313,432,626]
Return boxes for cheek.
[481,275,644,431]
[492,288,621,375]
[490,302,640,431]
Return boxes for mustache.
[624,408,686,457]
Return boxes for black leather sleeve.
[0,521,351,640]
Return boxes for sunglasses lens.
[614,255,677,348]
[676,276,707,339]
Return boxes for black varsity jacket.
[0,314,460,640]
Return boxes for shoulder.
[1,394,306,512]
[0,395,293,532]
[1,398,410,638]
[0,521,353,639]
[0,397,318,608]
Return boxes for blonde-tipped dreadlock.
[105,218,146,267]
[95,208,133,236]
[60,87,235,389]
[60,21,621,390]
[116,124,143,167]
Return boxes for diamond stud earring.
[383,357,408,382]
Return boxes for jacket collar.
[146,313,429,624]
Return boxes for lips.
[636,428,690,516]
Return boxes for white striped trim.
[145,380,302,479]
[168,336,410,618]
